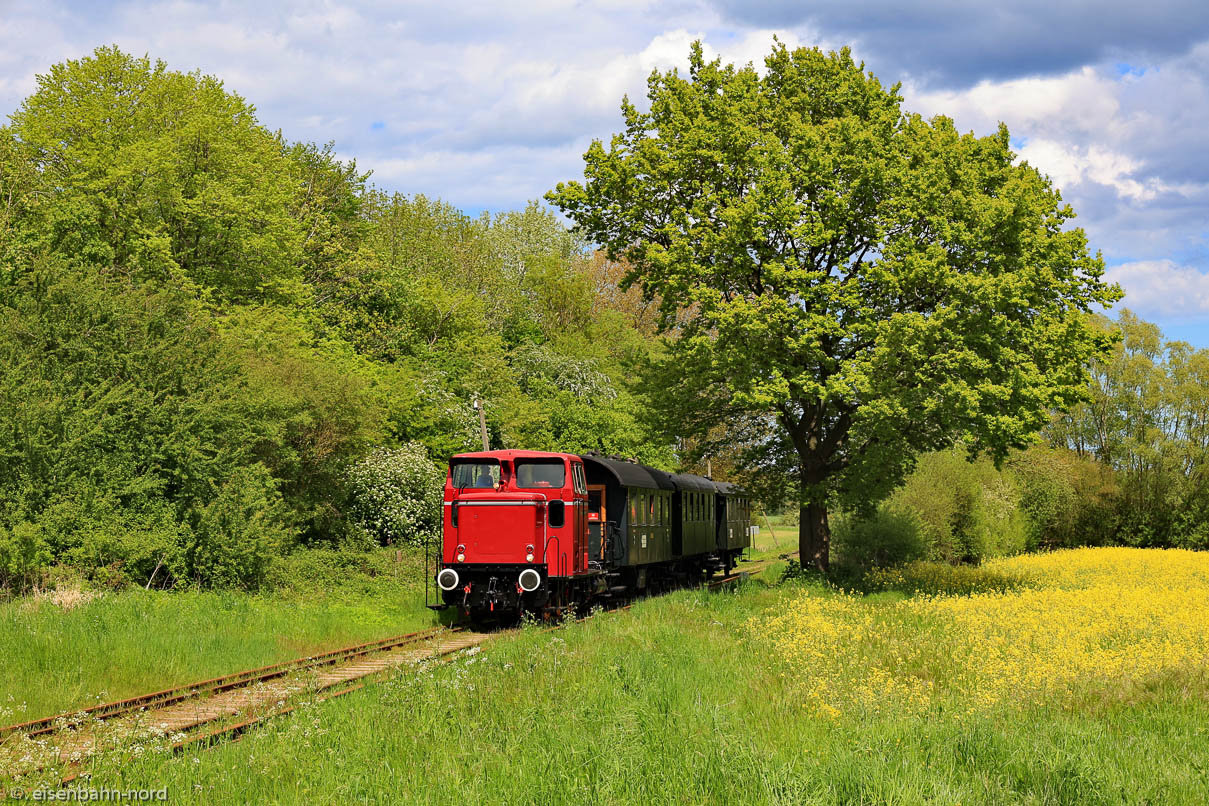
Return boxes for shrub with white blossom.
[346,443,445,547]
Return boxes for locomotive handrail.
[543,534,562,578]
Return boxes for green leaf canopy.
[549,42,1120,569]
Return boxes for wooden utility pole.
[474,398,490,451]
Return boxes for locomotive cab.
[435,450,591,618]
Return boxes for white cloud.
[903,59,1209,264]
[0,0,1206,341]
[1106,260,1209,318]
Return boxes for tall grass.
[19,554,1208,804]
[0,548,439,723]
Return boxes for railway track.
[1,550,792,782]
[0,625,488,782]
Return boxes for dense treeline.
[831,311,1209,571]
[0,47,1205,593]
[0,47,670,591]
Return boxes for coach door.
[587,485,607,563]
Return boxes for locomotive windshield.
[451,460,500,489]
[515,459,565,488]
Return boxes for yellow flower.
[754,548,1209,718]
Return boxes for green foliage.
[887,449,1029,563]
[0,45,678,592]
[1047,310,1209,548]
[8,46,304,304]
[186,465,293,589]
[550,40,1119,569]
[37,491,189,589]
[0,522,51,594]
[345,444,445,547]
[1007,445,1118,550]
[832,508,928,571]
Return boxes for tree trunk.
[799,500,830,572]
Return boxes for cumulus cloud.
[1,1,815,211]
[1,0,1207,341]
[704,0,1209,87]
[903,55,1209,266]
[1106,260,1209,319]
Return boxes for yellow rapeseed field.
[758,547,1209,718]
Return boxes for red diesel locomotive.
[428,449,753,619]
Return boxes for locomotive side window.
[451,461,500,489]
[515,460,565,488]
[548,500,565,528]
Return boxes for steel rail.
[0,625,460,742]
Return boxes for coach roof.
[580,454,674,490]
[669,472,717,493]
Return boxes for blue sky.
[2,0,1207,345]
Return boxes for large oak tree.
[549,42,1119,570]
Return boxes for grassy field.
[8,547,1207,803]
[0,548,441,724]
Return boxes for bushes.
[887,450,1028,564]
[186,465,293,589]
[345,444,445,547]
[0,522,51,594]
[1008,446,1119,550]
[833,447,1090,575]
[832,508,928,571]
[39,493,189,590]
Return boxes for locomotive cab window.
[451,461,500,489]
[515,460,565,489]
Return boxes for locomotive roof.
[450,449,578,462]
[579,454,674,490]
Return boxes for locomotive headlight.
[518,568,541,592]
[456,544,465,562]
[437,568,460,591]
[526,544,535,563]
